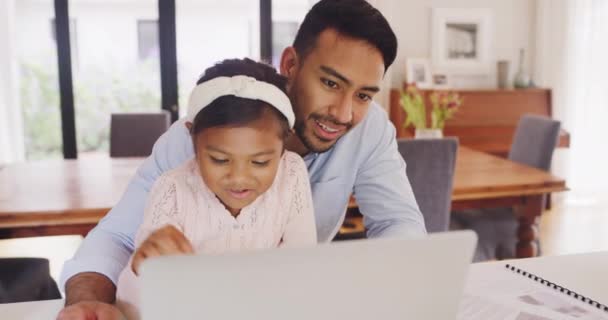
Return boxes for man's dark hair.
[292,0,397,71]
[190,58,290,140]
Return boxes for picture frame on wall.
[431,8,493,74]
[432,73,450,89]
[405,58,433,88]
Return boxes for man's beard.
[294,114,353,154]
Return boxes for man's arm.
[59,119,194,303]
[64,272,116,305]
[353,106,427,238]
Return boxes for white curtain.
[536,0,608,192]
[0,0,24,164]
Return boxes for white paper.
[458,266,608,320]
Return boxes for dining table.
[0,147,567,258]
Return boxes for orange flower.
[405,83,419,96]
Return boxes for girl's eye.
[322,78,339,89]
[210,156,228,164]
[252,160,270,167]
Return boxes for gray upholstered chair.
[508,115,561,170]
[335,137,459,240]
[0,258,61,303]
[398,137,459,233]
[452,114,561,261]
[109,111,171,158]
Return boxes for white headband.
[186,75,294,128]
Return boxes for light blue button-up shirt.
[60,103,426,289]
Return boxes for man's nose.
[328,94,353,125]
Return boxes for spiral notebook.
[459,259,608,320]
[504,264,608,314]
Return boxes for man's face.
[281,28,385,153]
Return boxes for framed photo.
[431,8,493,74]
[432,73,450,89]
[405,58,432,88]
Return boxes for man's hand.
[56,301,125,320]
[131,225,194,275]
[58,272,124,320]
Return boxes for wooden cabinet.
[389,88,570,156]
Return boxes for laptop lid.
[140,230,477,320]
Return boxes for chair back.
[110,111,171,157]
[508,114,561,170]
[0,258,60,303]
[397,138,459,233]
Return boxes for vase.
[513,48,531,89]
[415,128,443,139]
[497,60,510,89]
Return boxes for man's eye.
[252,160,270,167]
[210,157,228,164]
[358,93,372,102]
[322,78,339,89]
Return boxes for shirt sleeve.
[59,119,194,291]
[280,154,318,247]
[353,107,427,238]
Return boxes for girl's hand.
[131,225,194,275]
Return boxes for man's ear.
[185,121,193,132]
[280,47,299,79]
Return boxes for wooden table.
[349,146,567,259]
[0,155,143,238]
[0,148,567,259]
[453,147,567,258]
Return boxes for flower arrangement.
[399,83,463,131]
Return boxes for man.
[57,0,426,319]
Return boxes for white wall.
[534,0,569,123]
[374,0,537,90]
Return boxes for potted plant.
[400,83,462,138]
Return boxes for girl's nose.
[227,165,250,185]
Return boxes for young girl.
[115,58,317,319]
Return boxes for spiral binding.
[505,264,608,313]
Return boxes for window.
[50,18,79,67]
[9,0,286,160]
[137,20,159,61]
[272,21,299,66]
[271,0,315,66]
[176,0,260,117]
[69,0,161,156]
[15,0,62,160]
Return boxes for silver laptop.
[140,231,477,320]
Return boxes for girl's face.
[192,113,285,217]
